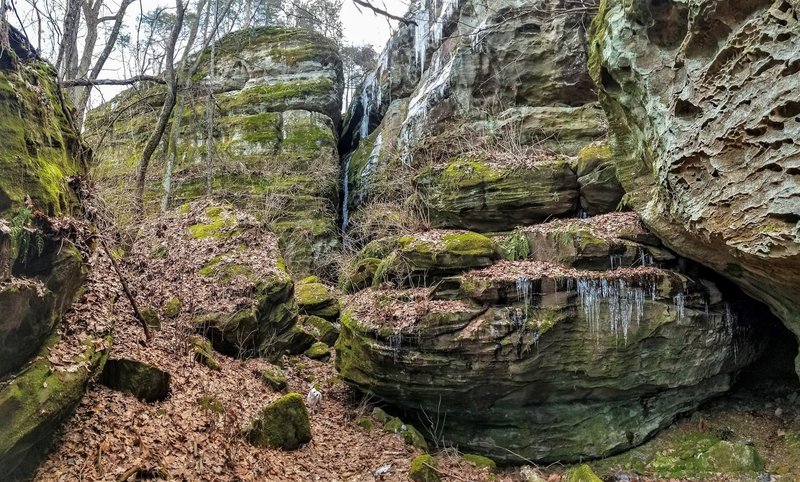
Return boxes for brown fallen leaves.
[33,204,517,482]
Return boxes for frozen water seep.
[359,133,383,197]
[359,72,378,139]
[609,255,623,269]
[413,2,430,70]
[400,52,456,164]
[388,332,403,361]
[673,291,685,320]
[341,153,352,233]
[471,17,489,51]
[431,0,460,47]
[577,277,652,344]
[637,248,654,266]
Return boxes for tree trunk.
[133,0,186,220]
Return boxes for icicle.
[577,277,648,344]
[413,2,430,70]
[673,291,685,320]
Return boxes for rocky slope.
[589,0,800,370]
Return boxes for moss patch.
[409,454,440,482]
[246,392,312,450]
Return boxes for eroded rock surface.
[590,0,800,366]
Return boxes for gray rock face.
[590,0,800,369]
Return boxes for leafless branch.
[62,74,166,86]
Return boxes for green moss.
[409,454,440,482]
[260,365,288,391]
[442,232,497,257]
[189,335,221,370]
[198,256,254,282]
[0,332,109,474]
[355,416,375,431]
[140,308,161,330]
[150,246,168,259]
[246,392,312,450]
[221,78,334,112]
[564,464,602,482]
[440,158,502,189]
[188,210,237,240]
[197,394,224,413]
[593,430,766,478]
[163,297,182,319]
[295,281,332,306]
[372,407,390,424]
[304,341,331,361]
[462,453,496,471]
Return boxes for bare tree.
[134,0,187,219]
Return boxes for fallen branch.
[352,0,415,25]
[62,75,166,87]
[100,239,152,342]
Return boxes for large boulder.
[0,27,100,477]
[336,225,764,463]
[100,358,170,402]
[590,0,800,370]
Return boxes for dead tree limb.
[62,75,166,86]
[99,239,152,341]
[352,0,415,25]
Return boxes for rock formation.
[589,0,800,369]
[334,0,778,464]
[88,27,344,276]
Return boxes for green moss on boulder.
[295,279,339,320]
[188,335,221,370]
[304,341,331,361]
[246,392,312,450]
[463,453,496,471]
[260,365,288,391]
[301,315,339,346]
[163,297,182,319]
[409,454,440,482]
[0,333,109,476]
[564,464,602,482]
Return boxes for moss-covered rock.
[87,27,344,277]
[259,365,288,391]
[304,341,331,361]
[463,453,496,471]
[140,307,161,330]
[0,244,86,376]
[295,279,339,320]
[576,142,624,215]
[0,332,109,477]
[563,464,602,482]
[382,416,428,451]
[368,231,498,287]
[246,392,312,450]
[336,264,764,463]
[100,358,170,402]
[188,335,221,371]
[163,297,182,319]
[355,416,374,431]
[340,257,381,293]
[409,454,440,482]
[301,315,339,346]
[416,158,578,232]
